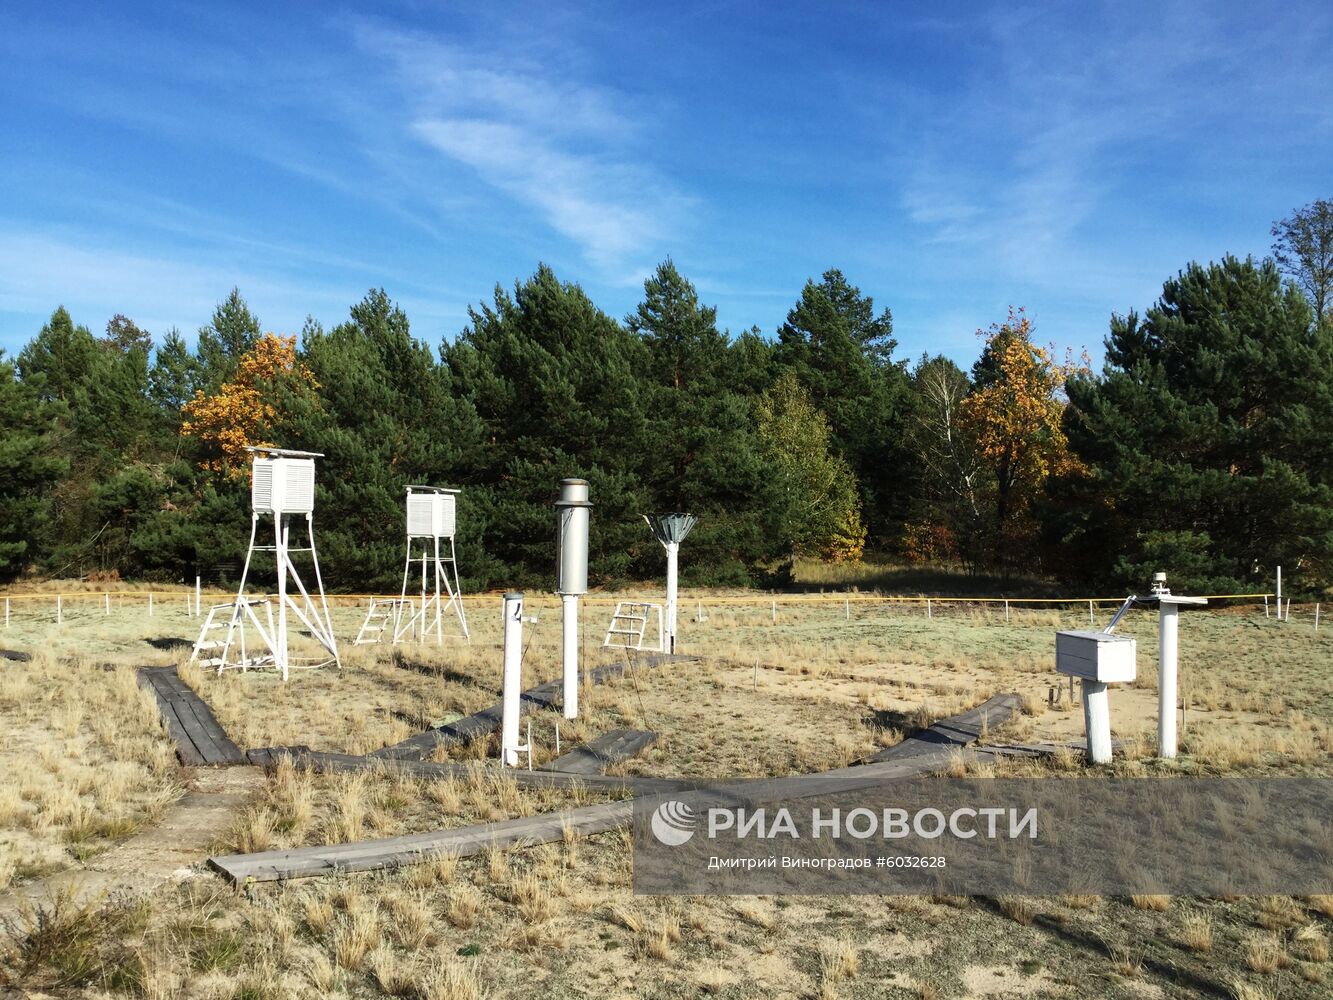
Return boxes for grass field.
[0,579,1329,998]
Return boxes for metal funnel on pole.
[644,513,697,654]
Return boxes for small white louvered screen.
[436,493,456,538]
[280,458,315,513]
[406,494,436,537]
[251,457,315,514]
[407,492,457,538]
[251,458,275,512]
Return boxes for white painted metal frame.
[190,447,340,682]
[602,600,664,653]
[356,486,469,646]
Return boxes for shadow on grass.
[972,896,1233,998]
[144,637,191,653]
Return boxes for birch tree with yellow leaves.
[960,308,1083,572]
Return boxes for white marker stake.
[1005,599,1010,623]
[104,593,110,615]
[57,594,62,625]
[927,598,932,619]
[148,592,153,616]
[1264,595,1270,618]
[1089,600,1094,625]
[1159,601,1179,758]
[501,592,524,767]
[1315,603,1321,633]
[195,576,202,619]
[845,598,850,620]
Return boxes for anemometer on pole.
[1055,570,1206,763]
[355,486,469,646]
[190,447,340,681]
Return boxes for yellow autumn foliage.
[181,333,318,476]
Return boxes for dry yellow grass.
[1,586,1330,998]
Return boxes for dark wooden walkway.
[540,728,658,775]
[138,666,245,767]
[372,653,692,761]
[211,691,1026,885]
[863,693,1023,764]
[211,800,631,884]
[0,650,32,662]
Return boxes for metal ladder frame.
[602,601,664,653]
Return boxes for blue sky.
[2,1,1331,366]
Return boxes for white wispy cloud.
[351,20,691,276]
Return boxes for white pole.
[1316,603,1321,632]
[1159,601,1179,759]
[57,594,62,624]
[148,592,153,616]
[927,598,932,619]
[1088,600,1094,625]
[562,593,579,720]
[665,541,679,653]
[195,576,202,618]
[1082,680,1112,764]
[104,593,110,615]
[276,519,288,682]
[1004,599,1009,623]
[1264,595,1270,618]
[502,592,524,767]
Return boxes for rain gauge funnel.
[555,479,592,720]
[644,513,697,654]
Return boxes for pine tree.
[278,289,486,589]
[445,265,651,586]
[196,288,261,390]
[626,261,781,582]
[772,270,911,544]
[0,354,66,578]
[1063,256,1333,590]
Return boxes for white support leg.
[502,593,524,767]
[276,516,289,683]
[1082,680,1112,764]
[562,593,579,720]
[1158,601,1179,758]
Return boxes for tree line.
[3,201,1331,594]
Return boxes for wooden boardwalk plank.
[540,729,658,775]
[213,691,1026,885]
[210,800,631,883]
[863,693,1023,764]
[137,666,245,767]
[372,653,695,762]
[138,670,206,767]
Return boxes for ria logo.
[650,800,697,846]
